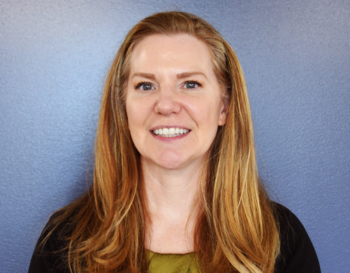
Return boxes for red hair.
[43,11,279,273]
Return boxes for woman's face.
[126,34,227,170]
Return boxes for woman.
[29,11,320,273]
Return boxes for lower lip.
[151,131,190,142]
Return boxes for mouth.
[151,127,191,138]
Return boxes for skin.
[126,34,227,253]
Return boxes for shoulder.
[28,211,73,273]
[272,202,321,273]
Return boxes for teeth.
[153,127,190,137]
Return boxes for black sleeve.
[28,216,70,273]
[274,203,321,273]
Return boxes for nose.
[154,86,181,116]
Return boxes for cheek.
[125,103,143,152]
[125,98,139,133]
[125,95,152,133]
[200,98,223,124]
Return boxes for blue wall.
[1,1,349,272]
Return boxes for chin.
[156,154,204,171]
[156,157,187,170]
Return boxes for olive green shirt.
[147,250,199,273]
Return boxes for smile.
[152,127,190,138]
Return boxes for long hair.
[44,11,280,273]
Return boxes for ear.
[218,98,228,126]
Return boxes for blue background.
[1,1,349,272]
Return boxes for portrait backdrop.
[0,0,349,272]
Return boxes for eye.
[135,82,154,91]
[184,81,202,89]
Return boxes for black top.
[28,203,321,273]
[273,204,321,273]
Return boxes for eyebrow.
[132,72,156,80]
[176,72,207,80]
[131,71,207,80]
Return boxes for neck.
[141,157,203,253]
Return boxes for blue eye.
[135,82,154,91]
[184,81,201,89]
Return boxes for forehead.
[129,34,215,74]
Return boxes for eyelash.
[135,82,154,91]
[183,80,202,89]
[134,80,202,91]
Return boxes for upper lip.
[150,125,191,131]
